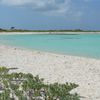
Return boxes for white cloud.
[1,0,67,6]
[1,0,32,6]
[0,0,83,19]
[0,0,71,14]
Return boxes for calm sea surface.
[0,33,100,59]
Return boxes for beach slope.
[0,45,100,100]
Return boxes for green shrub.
[0,67,80,100]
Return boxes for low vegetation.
[0,28,99,32]
[0,67,80,100]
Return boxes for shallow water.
[0,33,100,59]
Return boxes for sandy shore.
[0,32,100,35]
[0,45,100,100]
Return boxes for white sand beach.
[0,45,100,100]
[0,32,100,35]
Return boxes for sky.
[0,0,100,30]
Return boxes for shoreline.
[0,32,100,35]
[0,45,100,100]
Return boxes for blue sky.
[0,0,100,30]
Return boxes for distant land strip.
[0,28,100,32]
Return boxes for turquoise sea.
[0,33,100,59]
